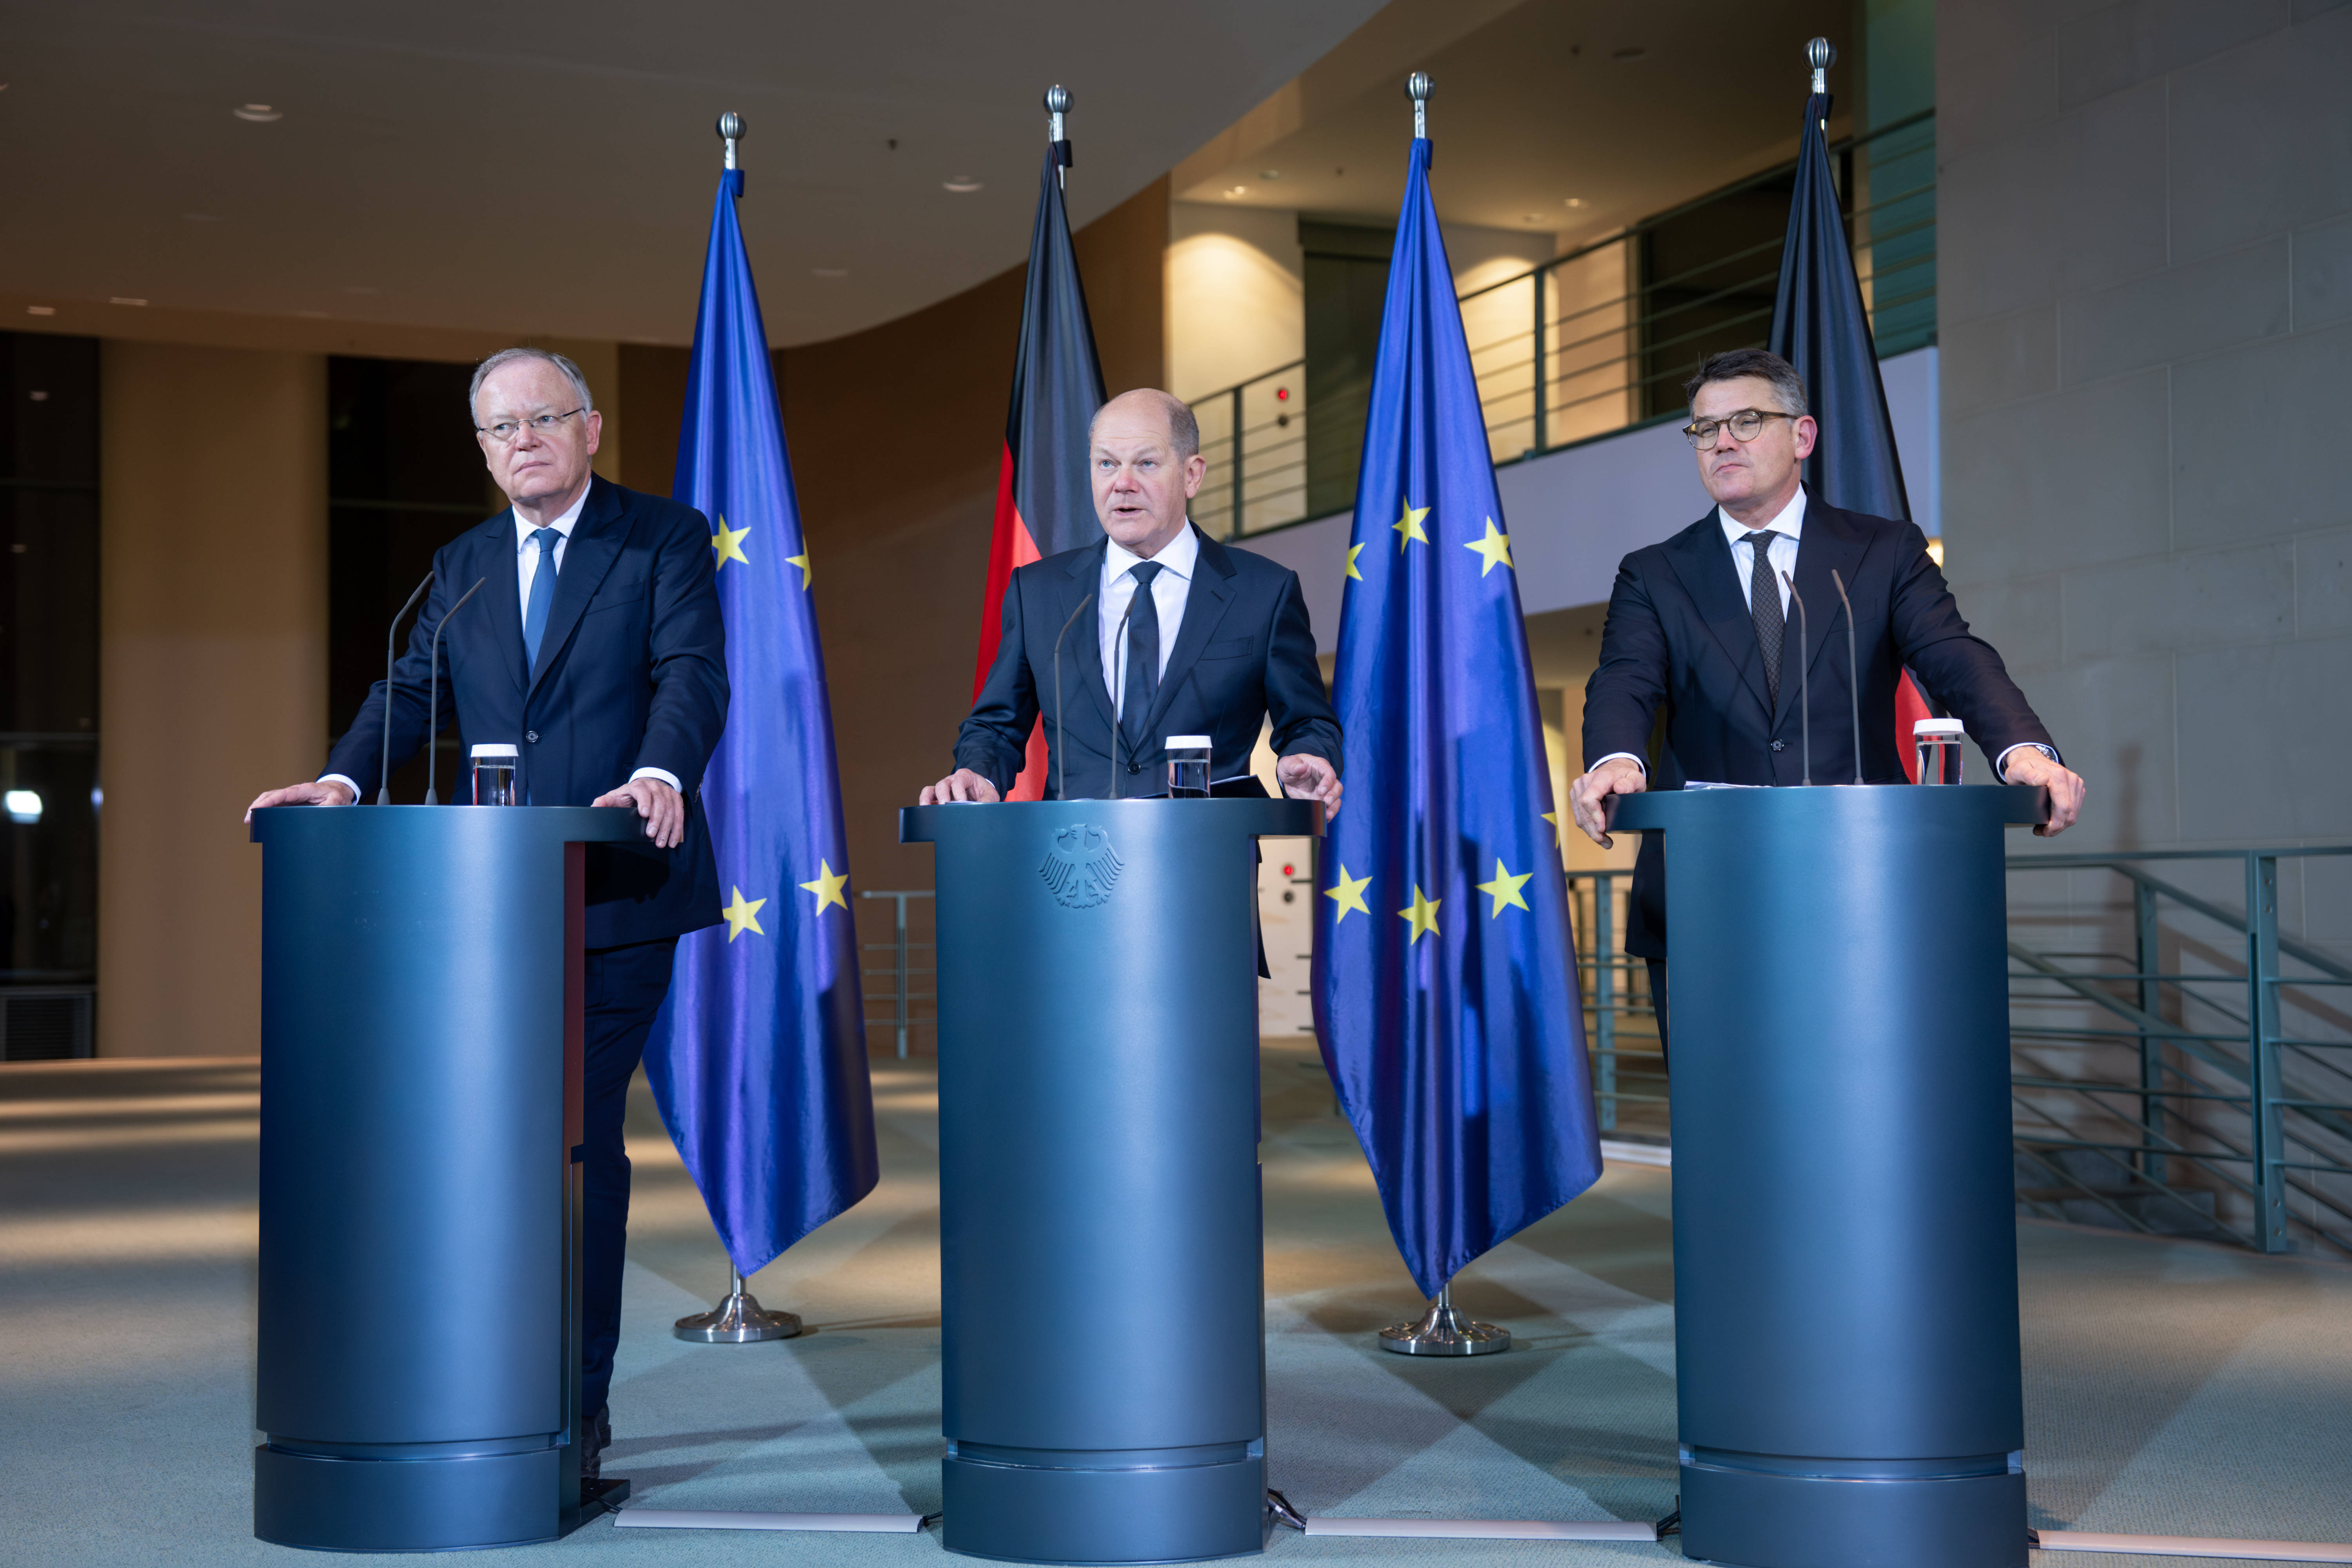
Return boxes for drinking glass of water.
[1913,719,1965,786]
[471,743,519,806]
[1165,735,1212,799]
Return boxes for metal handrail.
[858,889,935,1060]
[1189,109,1938,539]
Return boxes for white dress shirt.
[321,481,679,800]
[1101,523,1200,719]
[1593,485,2049,782]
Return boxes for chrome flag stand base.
[674,1265,802,1343]
[1379,1281,1509,1356]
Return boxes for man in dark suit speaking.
[245,347,727,1477]
[922,388,1343,815]
[1567,349,2085,1046]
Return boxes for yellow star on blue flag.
[711,518,751,569]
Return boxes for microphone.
[377,571,434,804]
[1829,568,1862,786]
[421,576,488,806]
[1051,592,1095,802]
[1106,590,1141,800]
[1781,570,1811,788]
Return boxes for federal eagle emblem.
[1039,824,1123,909]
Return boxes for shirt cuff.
[1590,752,1647,776]
[1995,743,2058,782]
[318,774,362,804]
[629,767,682,792]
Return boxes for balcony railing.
[1190,108,1935,541]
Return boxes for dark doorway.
[327,358,501,801]
[1301,220,1394,521]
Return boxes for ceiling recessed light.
[29,391,49,402]
[1223,185,1249,199]
[1564,197,1588,209]
[109,296,149,307]
[942,176,982,193]
[25,305,55,317]
[812,267,849,278]
[1610,46,1647,62]
[234,103,282,122]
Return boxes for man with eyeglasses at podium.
[244,346,728,1487]
[1566,348,2085,1059]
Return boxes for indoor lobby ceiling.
[0,0,1390,347]
[1176,0,1862,247]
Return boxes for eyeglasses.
[1682,408,1796,448]
[476,408,583,445]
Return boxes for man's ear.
[1792,415,1818,461]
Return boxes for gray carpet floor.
[4,1043,2349,1567]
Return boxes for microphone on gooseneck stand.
[1781,570,1811,788]
[1830,568,1863,786]
[421,577,489,806]
[1106,590,1141,800]
[378,571,434,804]
[1051,593,1096,802]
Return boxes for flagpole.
[1364,70,1512,1361]
[665,108,806,1347]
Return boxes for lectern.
[247,805,641,1552]
[902,797,1321,1566]
[1610,785,2046,1568]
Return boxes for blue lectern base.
[1679,1461,2025,1568]
[942,1452,1267,1564]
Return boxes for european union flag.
[643,167,878,1277]
[1313,132,1601,1298]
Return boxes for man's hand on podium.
[1569,757,1646,849]
[1276,753,1342,819]
[244,779,357,821]
[920,768,1002,806]
[2000,748,2086,837]
[593,777,686,849]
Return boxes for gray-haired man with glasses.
[1565,347,2083,1058]
[245,346,730,1491]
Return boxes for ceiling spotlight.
[25,305,55,316]
[1564,197,1588,209]
[812,267,849,278]
[942,176,982,193]
[109,297,149,307]
[1223,185,1249,199]
[234,103,283,122]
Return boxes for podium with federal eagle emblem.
[902,797,1322,1565]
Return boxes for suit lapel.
[1791,501,1869,683]
[1139,526,1238,744]
[528,476,628,696]
[475,511,529,697]
[1661,513,1774,720]
[1065,541,1116,733]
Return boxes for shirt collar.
[1717,484,1807,547]
[1105,520,1199,583]
[515,480,592,551]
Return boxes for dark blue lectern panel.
[249,806,637,1553]
[904,799,1319,1566]
[1611,785,2043,1568]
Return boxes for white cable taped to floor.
[1304,1518,1658,1541]
[613,1509,923,1533]
[2036,1532,2352,1562]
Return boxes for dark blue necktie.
[1120,561,1163,758]
[522,526,561,671]
[1744,530,1784,708]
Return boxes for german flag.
[972,127,1107,800]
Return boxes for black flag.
[1767,64,1911,524]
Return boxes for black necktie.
[1120,561,1163,757]
[1744,530,1784,708]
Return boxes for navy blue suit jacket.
[1583,498,2056,957]
[955,526,1340,800]
[325,475,728,948]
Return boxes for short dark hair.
[1684,348,1809,418]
